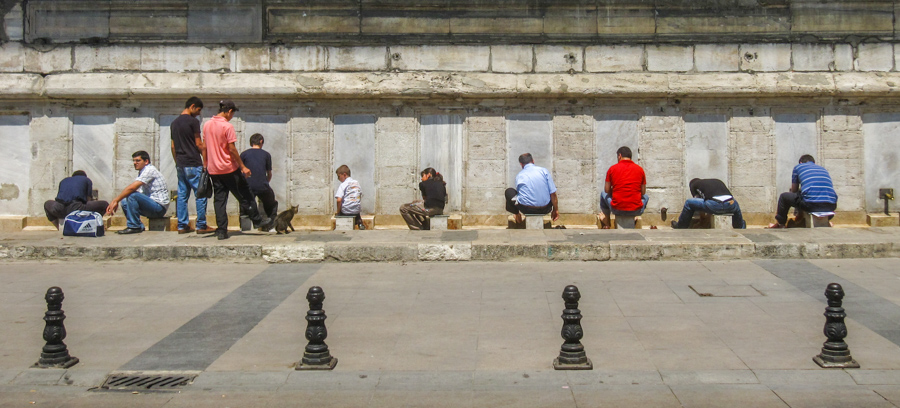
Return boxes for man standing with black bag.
[171,96,215,234]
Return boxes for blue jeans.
[120,192,168,229]
[600,191,649,217]
[176,166,208,229]
[674,198,746,229]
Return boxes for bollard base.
[553,357,593,370]
[34,356,79,369]
[295,357,338,371]
[813,354,859,369]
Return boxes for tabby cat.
[273,204,298,234]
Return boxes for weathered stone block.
[24,47,72,74]
[375,186,416,214]
[535,45,582,73]
[74,45,141,72]
[553,115,592,132]
[466,160,506,188]
[467,116,505,132]
[833,44,853,71]
[491,45,533,73]
[376,116,417,134]
[115,118,155,134]
[544,7,597,35]
[552,160,592,189]
[792,44,834,72]
[740,44,791,72]
[376,132,417,165]
[292,133,330,160]
[141,46,231,72]
[468,132,505,159]
[695,44,739,72]
[730,186,774,213]
[730,108,773,132]
[293,188,331,214]
[647,45,693,72]
[0,42,24,72]
[732,132,772,160]
[642,134,684,160]
[292,116,331,133]
[450,17,542,35]
[857,43,893,72]
[642,115,682,132]
[188,2,262,43]
[867,213,899,227]
[27,3,109,43]
[429,215,449,231]
[792,2,894,35]
[555,133,593,160]
[555,188,594,214]
[268,6,359,35]
[235,47,270,72]
[292,163,331,189]
[270,46,327,71]
[109,7,187,39]
[822,113,862,132]
[732,160,773,187]
[378,166,415,188]
[391,46,489,72]
[642,160,682,188]
[417,243,471,261]
[327,47,387,71]
[585,45,643,72]
[262,244,325,263]
[465,187,507,214]
[597,6,655,35]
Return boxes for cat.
[273,204,298,234]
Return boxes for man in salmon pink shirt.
[598,146,649,229]
[203,100,273,239]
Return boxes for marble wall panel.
[507,114,553,188]
[862,113,900,212]
[242,116,290,208]
[420,114,464,211]
[684,114,729,192]
[774,113,818,195]
[334,114,376,214]
[0,115,31,215]
[595,113,640,209]
[72,115,115,200]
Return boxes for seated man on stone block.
[671,178,746,229]
[43,170,110,230]
[106,151,170,234]
[767,154,838,228]
[598,146,649,229]
[504,153,559,225]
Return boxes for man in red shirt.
[599,146,649,229]
[203,100,273,239]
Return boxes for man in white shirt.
[106,151,170,234]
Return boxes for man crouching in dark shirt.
[671,178,746,229]
[43,171,110,230]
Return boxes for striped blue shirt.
[516,163,557,207]
[792,162,837,204]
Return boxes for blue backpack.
[62,211,105,237]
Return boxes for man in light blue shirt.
[505,153,560,224]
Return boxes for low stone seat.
[429,215,449,230]
[711,214,734,229]
[334,215,356,231]
[525,214,549,230]
[239,215,252,231]
[147,216,172,231]
[611,214,640,229]
[804,212,834,228]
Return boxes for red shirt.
[202,116,238,175]
[605,160,646,211]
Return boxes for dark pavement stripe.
[118,264,319,371]
[754,259,900,347]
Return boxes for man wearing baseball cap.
[202,100,273,239]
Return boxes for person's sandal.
[766,223,786,229]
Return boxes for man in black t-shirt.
[240,133,278,224]
[400,167,447,230]
[170,96,214,234]
[671,178,746,229]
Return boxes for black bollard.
[34,287,79,368]
[295,286,337,370]
[813,283,859,368]
[553,285,592,370]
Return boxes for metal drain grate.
[100,373,197,390]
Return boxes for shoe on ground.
[177,227,194,234]
[357,223,366,230]
[196,226,216,234]
[117,227,143,235]
[217,231,229,240]
[671,221,679,229]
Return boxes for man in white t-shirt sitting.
[106,151,170,234]
[334,164,365,230]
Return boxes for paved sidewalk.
[1,227,899,263]
[3,259,900,407]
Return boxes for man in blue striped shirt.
[768,154,838,228]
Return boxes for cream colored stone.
[535,45,582,73]
[491,45,532,73]
[835,44,854,71]
[695,44,739,72]
[24,46,72,73]
[141,45,231,72]
[74,45,141,72]
[327,47,387,71]
[270,46,327,71]
[391,46,489,72]
[647,45,693,72]
[740,44,790,72]
[585,45,643,72]
[857,43,893,72]
[792,44,834,72]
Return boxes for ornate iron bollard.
[553,285,592,370]
[34,287,79,368]
[296,286,337,370]
[813,283,859,368]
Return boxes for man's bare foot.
[766,223,786,229]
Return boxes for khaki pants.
[400,201,443,230]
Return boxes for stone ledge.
[4,72,900,100]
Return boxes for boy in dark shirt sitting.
[400,167,447,230]
[240,133,278,228]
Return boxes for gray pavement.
[3,259,900,406]
[1,227,899,263]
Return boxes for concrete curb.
[1,241,897,263]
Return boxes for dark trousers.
[210,171,264,233]
[241,186,279,220]
[504,188,552,215]
[44,200,109,225]
[775,192,837,225]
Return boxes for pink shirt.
[203,116,238,175]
